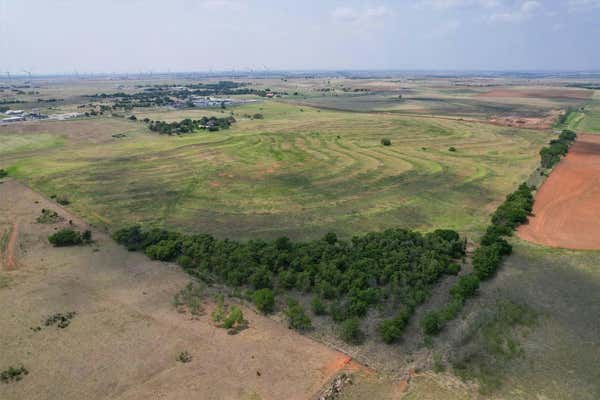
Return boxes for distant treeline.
[113,226,465,343]
[421,129,577,336]
[89,81,284,110]
[146,116,236,134]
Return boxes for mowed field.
[0,179,360,400]
[1,101,552,240]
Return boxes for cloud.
[199,0,246,11]
[415,0,499,10]
[568,0,600,11]
[488,0,541,22]
[331,5,392,26]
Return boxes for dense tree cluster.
[113,226,465,341]
[539,129,577,169]
[146,116,236,135]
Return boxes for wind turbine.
[22,70,32,83]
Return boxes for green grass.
[0,133,64,155]
[5,101,551,240]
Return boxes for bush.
[381,138,391,146]
[252,288,275,314]
[0,169,8,179]
[450,273,480,300]
[285,298,312,331]
[449,147,457,152]
[378,308,412,344]
[421,311,442,335]
[339,318,364,344]
[446,262,461,275]
[145,239,178,261]
[0,365,28,383]
[176,351,192,363]
[311,296,327,315]
[472,244,502,280]
[48,229,83,246]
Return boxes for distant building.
[5,110,24,115]
[1,116,26,123]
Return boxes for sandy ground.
[0,179,355,400]
[518,134,600,249]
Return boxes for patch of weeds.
[211,295,248,335]
[173,282,205,317]
[36,208,64,224]
[44,311,77,329]
[433,353,446,373]
[0,274,11,289]
[50,194,70,205]
[176,351,192,363]
[449,299,537,395]
[1,365,28,383]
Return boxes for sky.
[1,0,599,74]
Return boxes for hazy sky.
[1,0,599,73]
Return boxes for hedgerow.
[422,130,577,336]
[113,226,465,342]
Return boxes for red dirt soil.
[518,134,600,250]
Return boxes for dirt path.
[3,222,19,270]
[518,133,600,249]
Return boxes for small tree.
[421,311,442,335]
[381,138,391,146]
[252,288,275,314]
[339,318,364,344]
[285,298,312,331]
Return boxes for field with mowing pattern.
[2,101,551,240]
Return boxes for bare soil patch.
[488,109,562,130]
[0,179,360,400]
[478,88,592,100]
[518,134,600,249]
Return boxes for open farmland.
[2,101,551,241]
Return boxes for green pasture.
[2,101,551,240]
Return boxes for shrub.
[311,296,327,315]
[339,318,364,344]
[252,288,275,314]
[0,169,8,179]
[36,209,64,224]
[446,262,461,275]
[449,147,457,152]
[176,351,192,363]
[450,273,480,300]
[145,239,178,261]
[285,298,312,331]
[381,138,391,146]
[48,229,83,246]
[379,308,412,344]
[472,244,502,280]
[1,365,28,383]
[421,311,442,335]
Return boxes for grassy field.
[2,101,551,240]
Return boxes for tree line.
[421,129,577,336]
[146,116,236,135]
[113,226,466,343]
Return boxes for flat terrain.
[0,179,357,400]
[2,101,551,241]
[518,134,600,249]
